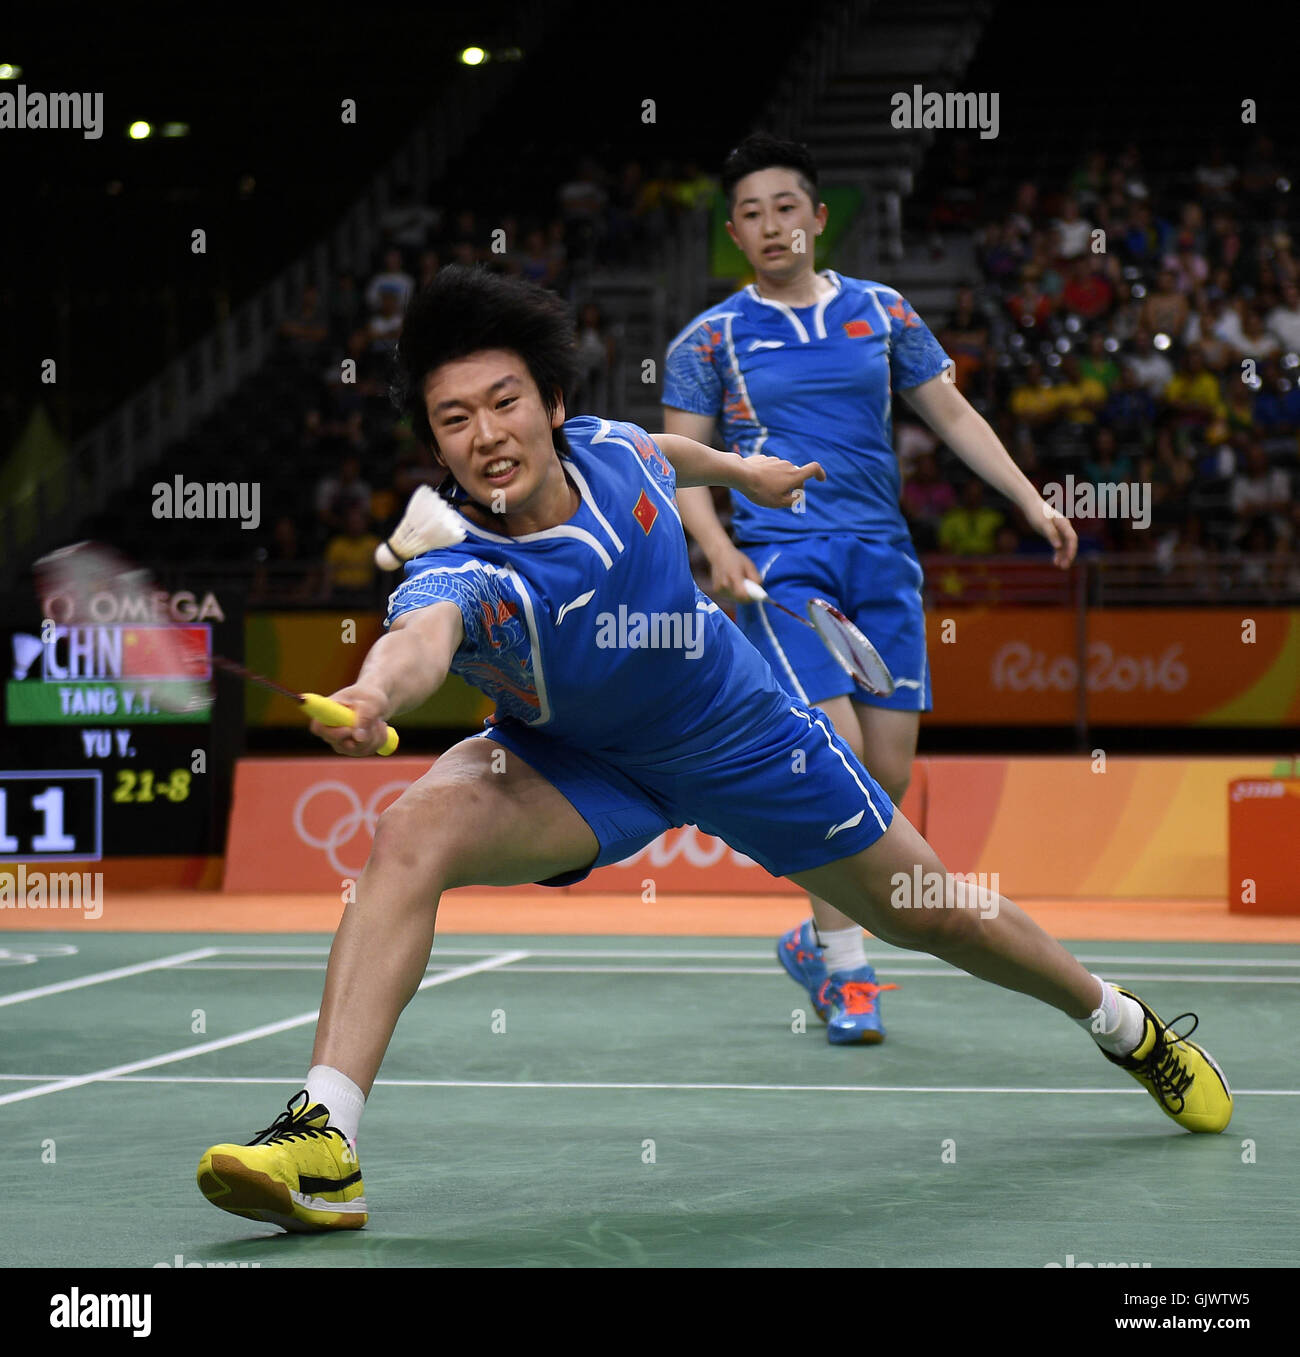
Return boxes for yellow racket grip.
[300,693,400,756]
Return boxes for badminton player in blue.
[664,134,1079,1045]
[196,266,1227,1233]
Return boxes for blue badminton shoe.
[824,965,898,1045]
[778,920,831,1021]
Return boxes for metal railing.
[149,551,1300,610]
[919,552,1300,607]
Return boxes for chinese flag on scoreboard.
[119,626,210,679]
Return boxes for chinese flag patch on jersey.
[843,319,873,338]
[633,488,658,535]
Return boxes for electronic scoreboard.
[1,587,242,864]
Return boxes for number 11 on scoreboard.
[0,772,102,861]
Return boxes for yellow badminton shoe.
[197,1091,367,1231]
[1101,988,1233,1134]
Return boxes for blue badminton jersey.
[385,417,793,758]
[662,271,951,544]
[384,415,897,880]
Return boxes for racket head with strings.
[806,597,896,697]
[31,541,215,715]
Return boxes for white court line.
[211,945,1300,968]
[215,946,782,960]
[0,1072,1294,1096]
[179,962,350,972]
[0,950,527,1108]
[500,966,1300,984]
[0,947,220,1008]
[170,961,1300,984]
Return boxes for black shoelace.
[1135,1013,1199,1114]
[247,1092,337,1147]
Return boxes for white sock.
[305,1065,365,1144]
[1075,976,1146,1056]
[815,922,868,975]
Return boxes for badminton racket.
[742,579,896,697]
[32,541,400,754]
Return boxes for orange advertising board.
[243,608,1300,731]
[927,608,1300,726]
[223,756,436,893]
[1228,778,1300,915]
[223,753,1285,902]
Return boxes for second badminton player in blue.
[664,134,1079,1043]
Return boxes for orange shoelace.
[838,980,900,1015]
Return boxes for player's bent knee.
[366,784,478,893]
[366,806,443,893]
[870,758,910,806]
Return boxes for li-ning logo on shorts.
[825,810,865,839]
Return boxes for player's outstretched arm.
[309,602,464,757]
[900,373,1078,568]
[654,431,824,507]
[664,408,762,600]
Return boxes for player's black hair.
[390,264,578,466]
[720,133,820,213]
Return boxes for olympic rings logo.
[0,943,80,967]
[291,780,414,876]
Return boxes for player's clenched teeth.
[483,459,519,482]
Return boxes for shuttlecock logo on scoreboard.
[11,632,43,680]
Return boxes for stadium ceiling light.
[1152,332,1172,351]
[459,46,487,66]
[128,120,152,139]
[0,63,23,80]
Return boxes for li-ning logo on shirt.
[632,489,658,535]
[556,590,596,625]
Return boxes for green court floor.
[2,932,1296,1268]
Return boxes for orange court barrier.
[221,755,437,893]
[1228,778,1300,915]
[220,753,1284,901]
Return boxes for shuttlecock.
[375,485,468,570]
[11,632,43,680]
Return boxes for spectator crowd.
[903,134,1299,598]
[248,156,719,604]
